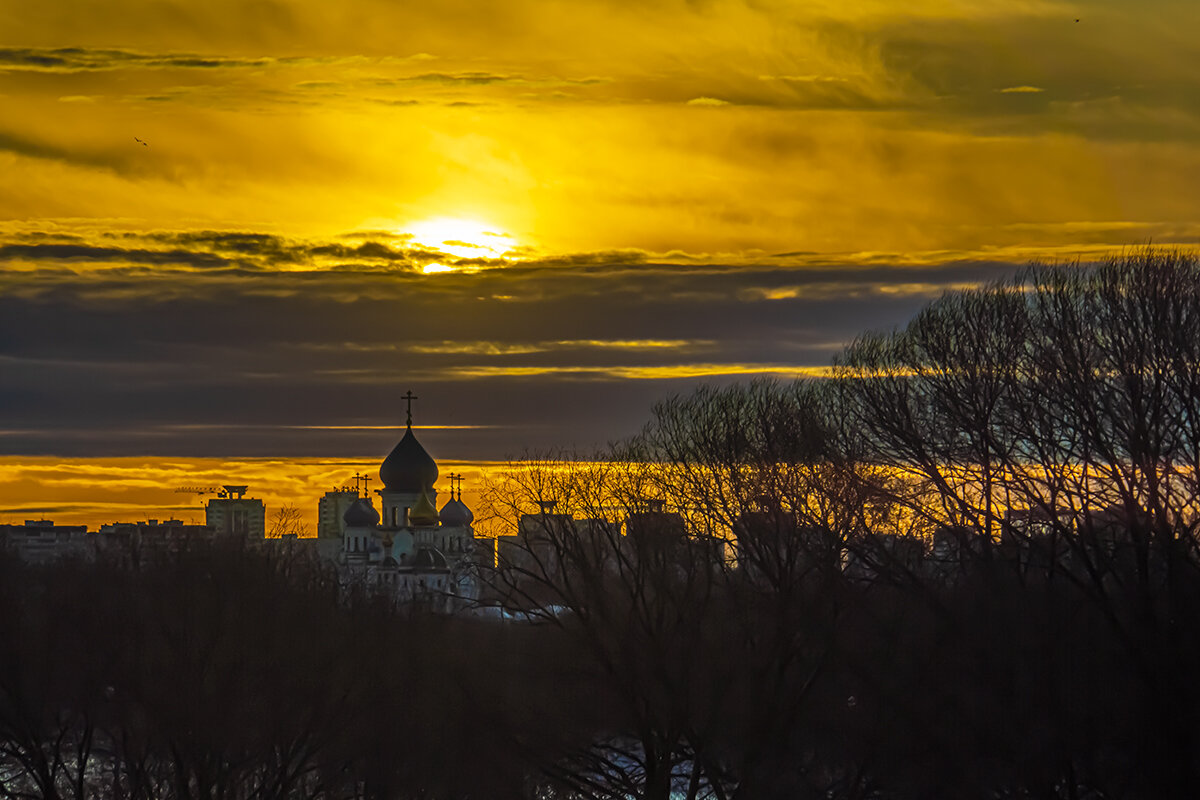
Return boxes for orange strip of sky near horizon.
[0,456,505,536]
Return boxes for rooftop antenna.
[402,389,418,428]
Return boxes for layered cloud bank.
[1,226,1025,457]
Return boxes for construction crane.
[174,486,221,496]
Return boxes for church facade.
[320,398,483,610]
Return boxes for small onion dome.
[410,546,449,572]
[439,497,474,527]
[408,490,440,527]
[379,427,439,493]
[343,497,380,528]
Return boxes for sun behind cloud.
[404,217,518,272]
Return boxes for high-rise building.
[204,485,266,538]
[318,489,359,539]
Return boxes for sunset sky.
[3,0,1200,524]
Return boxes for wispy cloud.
[0,243,236,269]
[0,47,432,73]
[437,364,834,380]
[403,339,713,355]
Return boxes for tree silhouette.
[268,504,311,539]
[834,248,1200,795]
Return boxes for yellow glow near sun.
[405,217,517,273]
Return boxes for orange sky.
[4,0,1199,255]
[0,455,500,534]
[2,0,1199,525]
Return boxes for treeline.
[0,541,623,800]
[479,453,1197,800]
[5,249,1200,799]
[2,524,1175,799]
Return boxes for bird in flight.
[134,136,148,146]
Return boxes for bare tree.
[480,454,735,800]
[267,505,311,539]
[834,248,1200,795]
[619,381,915,799]
[477,385,912,800]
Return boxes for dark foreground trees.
[835,248,1200,796]
[482,250,1200,799]
[0,542,603,800]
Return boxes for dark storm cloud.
[150,231,295,256]
[0,227,1029,306]
[0,226,1032,457]
[0,47,403,73]
[146,231,451,269]
[0,46,274,72]
[0,231,449,273]
[307,241,439,266]
[0,243,235,269]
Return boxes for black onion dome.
[379,427,439,492]
[439,497,474,527]
[410,546,449,572]
[343,497,380,528]
[441,496,468,527]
